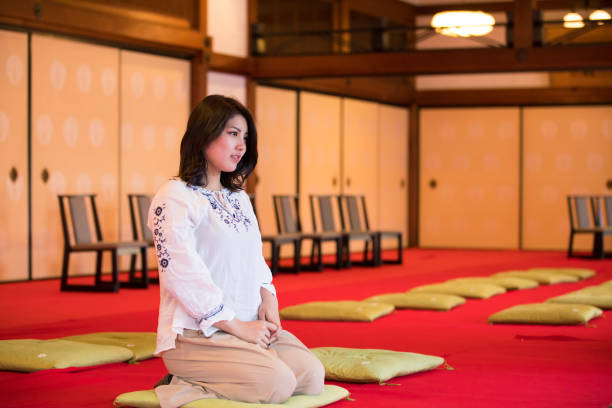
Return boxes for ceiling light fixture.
[563,12,585,28]
[430,11,495,38]
[589,9,611,23]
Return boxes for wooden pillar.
[408,103,419,247]
[513,0,534,49]
[191,0,208,108]
[333,0,351,53]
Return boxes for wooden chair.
[339,195,403,266]
[249,193,302,275]
[311,194,379,268]
[588,195,612,259]
[567,195,609,259]
[308,195,349,269]
[273,194,342,272]
[58,194,149,292]
[127,194,158,283]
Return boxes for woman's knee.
[250,359,297,404]
[296,354,325,396]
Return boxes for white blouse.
[148,179,276,355]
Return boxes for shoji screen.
[119,50,190,267]
[254,86,297,240]
[31,34,120,279]
[378,104,408,249]
[343,98,379,229]
[0,30,28,281]
[299,91,342,254]
[420,107,520,249]
[207,71,247,105]
[522,106,612,251]
[207,0,248,57]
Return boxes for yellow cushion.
[599,280,612,287]
[547,286,612,309]
[0,339,133,372]
[364,292,465,311]
[114,385,350,408]
[311,347,444,383]
[488,303,603,325]
[448,276,538,290]
[492,270,578,285]
[528,267,595,280]
[409,282,506,299]
[280,301,394,322]
[61,332,156,363]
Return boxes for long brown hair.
[178,95,257,191]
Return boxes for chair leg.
[129,254,137,283]
[292,240,301,273]
[342,237,351,268]
[334,239,342,269]
[567,231,575,258]
[95,251,103,285]
[60,249,70,291]
[141,247,149,288]
[270,244,280,275]
[110,249,120,293]
[593,232,604,259]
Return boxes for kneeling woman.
[148,95,324,408]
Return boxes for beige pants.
[155,329,325,408]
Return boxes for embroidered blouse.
[148,179,276,355]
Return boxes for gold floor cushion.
[448,276,538,291]
[61,332,156,363]
[114,385,349,408]
[488,303,603,325]
[280,301,394,322]
[311,347,444,383]
[364,292,465,311]
[547,286,612,309]
[599,280,612,287]
[409,282,506,299]
[492,270,578,285]
[0,339,133,372]
[528,267,595,280]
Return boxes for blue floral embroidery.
[152,204,171,272]
[188,186,251,233]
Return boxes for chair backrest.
[567,195,594,230]
[58,194,102,246]
[309,195,341,233]
[128,194,153,241]
[273,195,301,234]
[591,195,612,228]
[340,195,370,232]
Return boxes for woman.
[148,95,324,408]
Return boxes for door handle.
[41,168,49,184]
[429,179,437,189]
[346,178,351,187]
[332,177,337,186]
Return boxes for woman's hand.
[214,318,277,349]
[259,287,281,343]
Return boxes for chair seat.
[261,233,302,244]
[72,241,149,253]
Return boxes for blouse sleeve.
[240,191,276,297]
[148,182,235,333]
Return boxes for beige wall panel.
[378,104,408,249]
[420,107,520,249]
[208,0,248,57]
[207,71,247,106]
[0,30,28,281]
[299,92,342,255]
[343,98,379,252]
[522,106,612,251]
[255,86,297,258]
[31,34,120,279]
[120,50,190,268]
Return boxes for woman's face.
[204,114,248,177]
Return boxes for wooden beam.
[537,0,612,10]
[415,87,612,106]
[415,2,513,15]
[347,0,414,23]
[252,45,612,78]
[513,0,533,49]
[208,53,251,75]
[0,0,204,54]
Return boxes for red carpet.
[1,249,611,408]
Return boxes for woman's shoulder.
[153,178,194,201]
